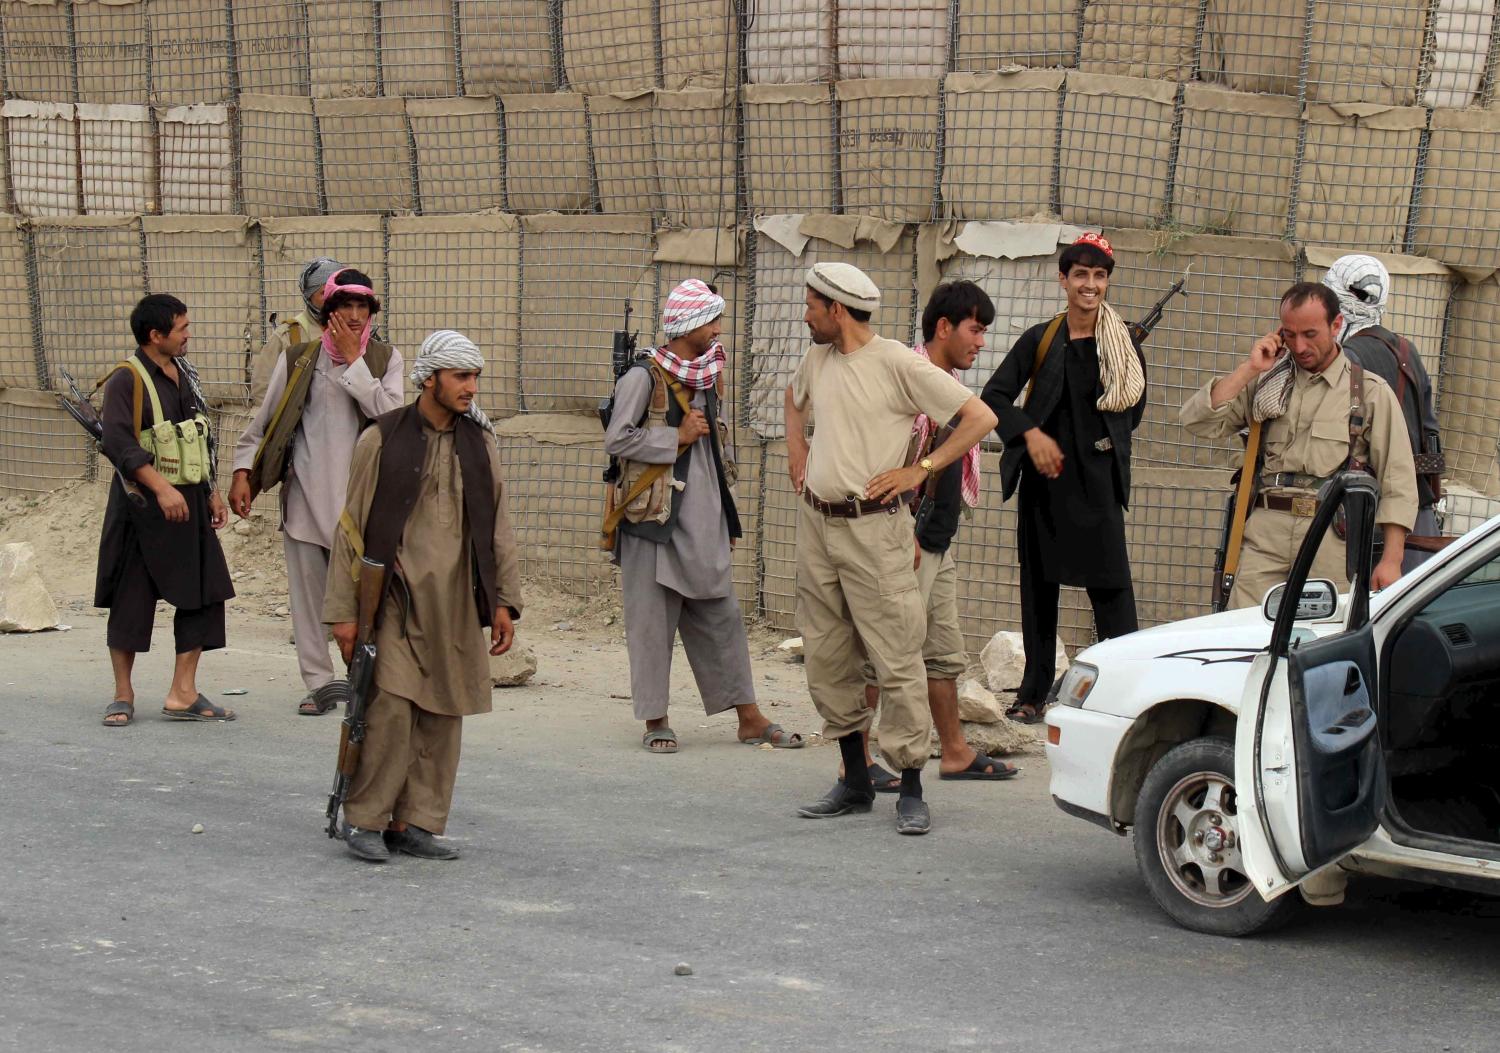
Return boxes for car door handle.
[1323,708,1371,734]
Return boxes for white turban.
[413,329,493,433]
[1321,254,1389,340]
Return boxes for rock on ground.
[957,678,1005,723]
[0,542,59,632]
[980,631,1069,694]
[777,636,804,658]
[959,717,1035,757]
[490,643,538,687]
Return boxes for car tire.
[1133,736,1301,937]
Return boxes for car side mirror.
[1263,579,1338,622]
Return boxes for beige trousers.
[1228,507,1347,611]
[861,547,967,683]
[343,687,463,834]
[284,534,335,693]
[796,499,931,771]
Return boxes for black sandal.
[1006,702,1047,725]
[102,700,134,727]
[868,762,902,793]
[298,681,348,716]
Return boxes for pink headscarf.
[320,271,378,365]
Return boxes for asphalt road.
[3,610,1499,1053]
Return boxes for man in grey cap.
[785,262,997,835]
[250,257,344,402]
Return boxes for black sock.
[839,733,872,795]
[900,768,923,800]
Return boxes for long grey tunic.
[604,368,733,600]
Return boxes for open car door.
[1235,473,1386,901]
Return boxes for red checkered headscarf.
[652,279,727,390]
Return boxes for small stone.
[553,621,572,631]
[274,606,290,618]
[489,643,538,687]
[957,678,1005,723]
[191,823,205,834]
[777,636,804,658]
[980,631,1068,694]
[232,520,254,536]
[674,963,693,976]
[0,543,59,632]
[222,688,248,696]
[958,716,1034,758]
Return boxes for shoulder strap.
[652,363,694,417]
[1024,313,1067,409]
[123,357,166,433]
[100,361,145,436]
[1366,329,1413,408]
[1347,360,1369,469]
[1223,419,1264,582]
[287,319,302,347]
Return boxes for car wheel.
[1132,736,1300,937]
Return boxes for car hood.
[1077,606,1286,667]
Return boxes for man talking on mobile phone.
[1179,282,1416,610]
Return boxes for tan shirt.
[250,310,321,404]
[791,334,973,499]
[323,420,524,718]
[1180,350,1418,530]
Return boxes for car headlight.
[1055,661,1098,708]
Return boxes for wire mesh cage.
[653,89,737,228]
[588,89,659,215]
[305,0,378,99]
[1,0,74,102]
[406,96,505,215]
[502,92,592,213]
[952,0,1082,72]
[33,216,146,386]
[1438,275,1500,494]
[1103,227,1299,471]
[379,0,459,98]
[741,83,837,216]
[237,95,321,217]
[941,71,1064,223]
[654,226,747,414]
[1412,108,1500,268]
[661,0,737,90]
[458,0,558,95]
[728,436,762,616]
[516,213,657,413]
[385,214,522,417]
[77,103,155,216]
[229,0,311,97]
[257,215,386,344]
[561,0,656,95]
[758,440,796,626]
[1058,73,1177,229]
[1172,84,1299,240]
[1422,0,1495,108]
[1125,468,1228,628]
[0,215,37,390]
[74,0,148,105]
[1305,0,1428,106]
[835,77,941,224]
[1079,0,1203,81]
[744,0,835,85]
[2,100,78,217]
[1199,0,1303,97]
[213,403,281,519]
[158,104,234,214]
[146,0,233,108]
[747,217,917,438]
[314,97,416,214]
[0,387,95,497]
[837,0,950,80]
[143,216,258,406]
[1295,103,1424,251]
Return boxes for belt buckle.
[1093,437,1113,453]
[845,494,861,518]
[1291,495,1317,517]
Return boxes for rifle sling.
[1223,419,1264,581]
[1023,313,1067,410]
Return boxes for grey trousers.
[1402,507,1440,574]
[621,550,756,722]
[284,534,336,693]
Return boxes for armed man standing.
[324,330,522,862]
[1181,282,1417,610]
[786,263,997,835]
[250,257,343,403]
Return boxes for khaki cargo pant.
[861,547,968,684]
[343,687,463,835]
[1228,506,1348,611]
[796,498,931,771]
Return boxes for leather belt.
[803,488,910,518]
[1260,471,1328,490]
[1257,492,1318,517]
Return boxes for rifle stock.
[326,555,387,838]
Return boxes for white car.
[1047,474,1500,936]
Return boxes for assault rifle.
[55,367,146,507]
[598,302,644,552]
[326,555,388,839]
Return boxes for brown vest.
[247,338,394,496]
[364,402,498,628]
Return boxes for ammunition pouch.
[118,357,211,486]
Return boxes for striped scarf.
[178,356,217,485]
[912,343,980,508]
[1094,301,1145,413]
[649,341,726,391]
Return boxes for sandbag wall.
[2,0,1500,650]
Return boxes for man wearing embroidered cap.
[786,262,997,835]
[323,330,523,862]
[980,233,1148,725]
[230,268,404,716]
[604,279,800,753]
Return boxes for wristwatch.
[919,456,935,479]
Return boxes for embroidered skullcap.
[806,262,880,312]
[661,279,725,338]
[413,330,494,434]
[1321,254,1389,340]
[1072,232,1114,259]
[299,256,345,318]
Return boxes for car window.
[1454,549,1500,588]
